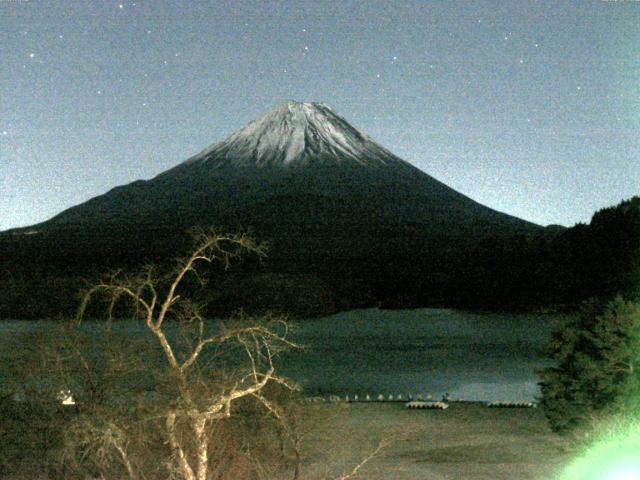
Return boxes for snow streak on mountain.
[184,101,410,169]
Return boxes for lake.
[280,308,562,402]
[0,308,564,402]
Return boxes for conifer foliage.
[540,297,640,433]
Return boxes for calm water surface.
[280,308,562,402]
[0,308,563,402]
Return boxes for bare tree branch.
[332,435,400,480]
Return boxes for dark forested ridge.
[1,196,638,319]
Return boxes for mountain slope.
[32,101,539,236]
[1,101,547,317]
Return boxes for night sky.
[2,0,638,230]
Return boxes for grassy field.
[293,402,572,480]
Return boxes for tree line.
[1,196,638,319]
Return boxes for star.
[29,53,35,59]
[59,34,64,39]
[304,46,309,51]
[118,4,124,9]
[534,43,539,48]
[375,73,381,79]
[1,131,8,136]
[97,90,103,95]
[519,59,524,64]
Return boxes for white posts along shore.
[302,394,537,408]
[307,393,436,403]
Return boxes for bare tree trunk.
[292,445,301,480]
[167,412,196,480]
[194,416,209,480]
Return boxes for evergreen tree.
[539,296,640,433]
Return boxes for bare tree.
[2,229,396,480]
[75,230,300,480]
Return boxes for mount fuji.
[3,101,546,315]
[29,101,538,233]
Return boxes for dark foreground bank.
[293,401,571,480]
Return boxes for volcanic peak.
[184,101,406,169]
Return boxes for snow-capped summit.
[185,101,407,169]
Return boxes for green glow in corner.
[602,463,640,480]
[560,426,640,480]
